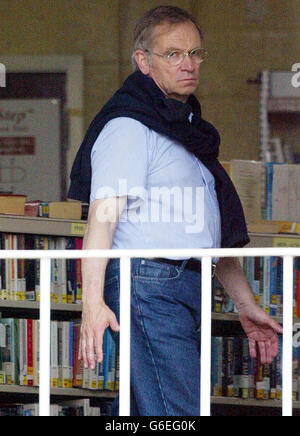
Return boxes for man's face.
[147,20,202,103]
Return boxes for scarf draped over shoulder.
[68,70,249,248]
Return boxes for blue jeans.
[104,257,202,416]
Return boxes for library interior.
[0,0,300,417]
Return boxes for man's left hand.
[239,302,283,364]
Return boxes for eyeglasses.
[145,47,208,66]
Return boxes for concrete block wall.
[0,0,299,166]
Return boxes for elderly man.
[68,6,282,416]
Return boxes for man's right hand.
[78,301,120,369]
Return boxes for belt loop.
[179,259,189,273]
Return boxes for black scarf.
[68,70,249,248]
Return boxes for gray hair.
[131,5,204,70]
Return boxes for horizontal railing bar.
[0,247,300,259]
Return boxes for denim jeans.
[103,257,202,416]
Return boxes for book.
[228,160,263,223]
[0,194,26,215]
[24,200,42,217]
[48,201,82,220]
[272,164,300,222]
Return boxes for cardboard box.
[272,164,300,222]
[48,201,82,220]
[226,160,263,223]
[0,194,26,215]
[248,220,300,235]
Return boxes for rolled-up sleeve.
[90,117,148,208]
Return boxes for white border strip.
[282,256,294,416]
[119,256,131,416]
[200,256,213,416]
[39,258,51,417]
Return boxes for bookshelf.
[0,384,116,399]
[0,215,299,415]
[0,214,86,237]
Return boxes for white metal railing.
[1,247,300,417]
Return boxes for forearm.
[81,196,126,312]
[215,257,256,312]
[81,222,113,311]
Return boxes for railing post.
[119,256,131,416]
[39,257,51,417]
[282,255,294,416]
[200,256,212,416]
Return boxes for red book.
[72,323,83,388]
[27,319,34,387]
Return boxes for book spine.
[57,322,63,388]
[14,319,20,386]
[62,322,69,388]
[263,363,270,399]
[66,238,74,304]
[270,358,277,400]
[56,238,67,304]
[276,336,282,400]
[24,234,36,301]
[255,359,264,400]
[17,234,26,301]
[240,338,250,399]
[11,235,17,301]
[270,257,278,316]
[103,329,109,390]
[72,323,83,388]
[33,320,39,386]
[69,322,73,388]
[75,238,83,304]
[27,319,34,387]
[233,337,242,398]
[108,330,116,391]
[263,257,270,314]
[34,236,40,302]
[51,321,59,388]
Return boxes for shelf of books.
[0,215,299,415]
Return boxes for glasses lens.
[167,51,184,65]
[191,48,208,63]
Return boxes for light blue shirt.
[90,117,221,261]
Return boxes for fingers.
[87,332,96,369]
[78,308,120,369]
[258,335,279,364]
[258,341,267,364]
[95,329,104,363]
[80,328,102,369]
[249,339,257,359]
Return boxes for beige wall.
[1,0,300,163]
